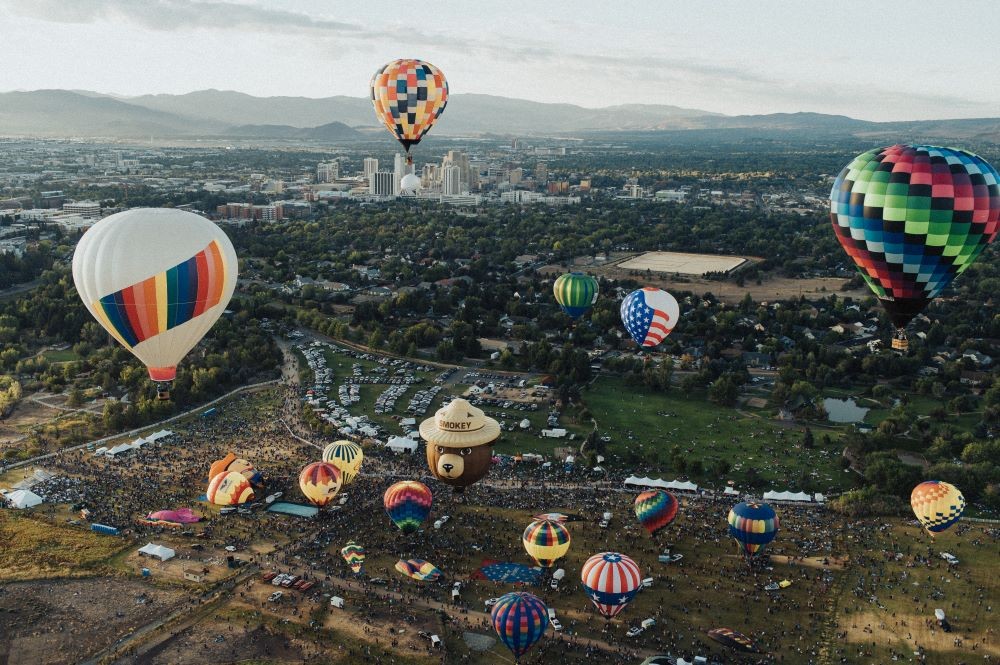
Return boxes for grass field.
[617,251,748,275]
[583,377,855,493]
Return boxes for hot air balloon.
[341,541,366,574]
[830,145,999,350]
[728,502,779,560]
[490,592,549,661]
[707,627,758,653]
[322,441,364,485]
[209,452,263,488]
[522,519,571,568]
[383,480,433,533]
[634,490,678,536]
[553,272,599,319]
[207,471,254,506]
[420,399,499,490]
[370,59,448,156]
[72,208,238,400]
[911,480,965,533]
[580,552,642,618]
[621,287,680,348]
[394,558,442,581]
[298,462,342,507]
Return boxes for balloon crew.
[831,145,999,351]
[72,208,238,400]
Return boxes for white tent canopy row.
[5,489,43,509]
[137,543,176,561]
[623,476,698,492]
[385,436,418,454]
[763,490,814,503]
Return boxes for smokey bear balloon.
[420,398,500,489]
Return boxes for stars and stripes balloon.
[553,272,599,319]
[911,480,965,533]
[580,552,642,618]
[370,59,449,153]
[830,145,999,339]
[322,440,364,485]
[634,490,678,536]
[340,541,366,574]
[522,518,571,567]
[383,480,433,533]
[621,287,679,348]
[491,592,549,660]
[72,208,238,399]
[727,502,779,560]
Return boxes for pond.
[823,397,869,424]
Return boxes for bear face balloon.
[419,398,500,489]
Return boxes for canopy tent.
[623,476,699,492]
[7,489,43,509]
[137,543,175,561]
[813,493,826,503]
[385,436,418,454]
[130,437,149,450]
[145,429,173,443]
[106,443,133,457]
[723,486,739,496]
[763,490,813,503]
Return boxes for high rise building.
[508,168,523,185]
[442,151,474,192]
[442,165,463,196]
[369,170,397,197]
[421,163,439,187]
[363,158,379,181]
[393,153,407,195]
[316,161,339,183]
[534,162,548,184]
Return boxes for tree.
[708,375,738,406]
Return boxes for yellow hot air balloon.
[522,519,571,567]
[911,480,965,534]
[299,462,342,507]
[72,208,238,400]
[322,440,363,485]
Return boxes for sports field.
[618,251,748,275]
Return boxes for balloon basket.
[891,336,909,351]
[155,382,171,401]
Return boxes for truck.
[330,596,345,609]
[550,568,566,590]
[599,511,612,528]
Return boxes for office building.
[62,201,101,219]
[442,165,463,196]
[363,158,379,181]
[369,170,397,197]
[316,161,339,183]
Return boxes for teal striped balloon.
[553,272,598,319]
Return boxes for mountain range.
[2,89,999,143]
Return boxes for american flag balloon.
[620,287,680,347]
[580,552,642,618]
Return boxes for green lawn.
[584,377,855,493]
[41,348,79,363]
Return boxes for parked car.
[268,591,283,602]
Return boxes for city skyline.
[1,0,998,122]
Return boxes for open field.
[583,377,855,493]
[617,250,749,275]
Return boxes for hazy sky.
[1,0,997,121]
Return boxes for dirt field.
[617,250,748,275]
[0,577,186,665]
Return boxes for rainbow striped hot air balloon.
[73,208,238,399]
[911,480,965,533]
[298,462,342,507]
[728,502,779,560]
[491,592,549,660]
[522,519,571,567]
[322,440,364,485]
[580,552,642,618]
[394,558,442,582]
[341,541,366,574]
[634,490,678,536]
[370,59,449,153]
[383,480,433,533]
[553,272,599,319]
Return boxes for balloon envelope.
[911,480,965,533]
[298,462,342,507]
[72,208,238,383]
[634,490,678,536]
[370,59,448,151]
[322,441,363,485]
[707,627,758,652]
[341,541,366,574]
[400,173,421,195]
[522,519,571,567]
[553,272,598,318]
[728,502,779,559]
[580,552,642,618]
[491,592,549,659]
[830,145,999,329]
[394,558,441,581]
[383,480,433,533]
[621,287,679,347]
[207,471,254,506]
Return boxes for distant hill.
[2,88,999,143]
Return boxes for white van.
[641,577,654,589]
[547,608,557,621]
[330,596,345,608]
[429,635,441,648]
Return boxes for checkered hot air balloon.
[620,287,680,348]
[553,272,599,319]
[370,59,449,153]
[727,501,779,560]
[340,541,366,574]
[522,519,571,567]
[580,552,642,618]
[383,480,433,533]
[830,145,999,341]
[322,440,364,485]
[634,490,678,536]
[911,480,965,533]
[491,592,549,660]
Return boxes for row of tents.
[623,476,825,503]
[95,430,174,458]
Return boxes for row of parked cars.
[262,571,315,601]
